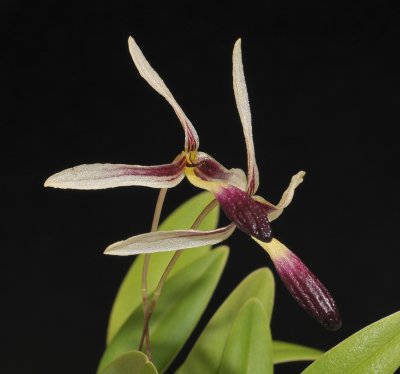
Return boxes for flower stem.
[140,188,168,358]
[138,198,218,354]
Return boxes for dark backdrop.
[3,2,400,373]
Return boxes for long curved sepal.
[128,36,199,152]
[232,39,259,195]
[254,237,341,330]
[104,223,236,256]
[44,155,186,190]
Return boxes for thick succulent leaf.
[128,36,199,152]
[99,246,229,373]
[178,268,275,374]
[101,351,157,374]
[303,311,400,374]
[44,155,186,190]
[104,224,234,255]
[107,191,219,344]
[272,341,322,364]
[219,298,273,374]
[232,38,259,195]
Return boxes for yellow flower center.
[185,151,199,167]
[184,151,225,193]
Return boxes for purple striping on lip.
[194,157,233,182]
[274,250,341,330]
[215,186,273,242]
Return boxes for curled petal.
[128,36,199,152]
[104,223,236,256]
[215,185,273,242]
[232,39,259,195]
[255,237,341,330]
[275,171,305,210]
[44,155,186,190]
[185,152,247,192]
[254,171,305,221]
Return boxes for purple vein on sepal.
[119,156,187,178]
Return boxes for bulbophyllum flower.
[45,37,341,330]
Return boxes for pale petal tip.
[128,35,135,46]
[103,248,113,255]
[298,170,306,177]
[44,175,58,188]
[233,39,242,56]
[295,170,306,185]
[103,240,126,256]
[103,247,119,256]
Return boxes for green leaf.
[303,311,400,374]
[101,351,157,374]
[272,341,323,364]
[99,246,229,373]
[178,268,275,374]
[219,298,273,374]
[107,191,219,343]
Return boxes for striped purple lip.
[274,249,341,330]
[215,186,275,242]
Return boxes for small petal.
[255,237,341,330]
[185,152,247,192]
[44,155,186,190]
[104,223,236,256]
[128,36,199,152]
[275,171,305,210]
[254,171,305,221]
[215,185,273,242]
[232,39,259,195]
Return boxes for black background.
[3,2,400,373]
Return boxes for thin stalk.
[139,188,168,358]
[138,199,218,351]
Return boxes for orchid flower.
[45,37,341,330]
